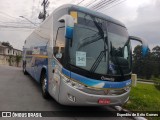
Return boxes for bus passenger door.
[49,47,62,101]
[49,26,65,101]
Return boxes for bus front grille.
[80,87,128,96]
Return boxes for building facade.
[0,42,22,66]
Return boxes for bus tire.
[23,62,28,75]
[41,71,49,99]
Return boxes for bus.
[23,4,148,106]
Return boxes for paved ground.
[0,65,132,120]
[137,81,154,84]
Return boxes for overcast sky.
[0,0,159,50]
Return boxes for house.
[0,42,22,65]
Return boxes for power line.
[99,0,127,11]
[77,0,85,5]
[85,0,98,7]
[35,0,42,23]
[31,0,42,24]
[0,19,38,28]
[0,12,19,20]
[31,0,35,18]
[0,20,40,24]
[0,25,35,29]
[91,0,119,11]
[0,29,33,31]
[90,0,107,9]
[94,0,121,11]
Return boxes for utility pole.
[38,0,50,21]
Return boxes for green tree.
[8,55,14,66]
[152,46,160,60]
[132,45,152,79]
[15,55,22,67]
[2,42,13,49]
[151,46,160,78]
[143,51,153,79]
[132,45,143,77]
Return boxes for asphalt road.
[0,65,132,120]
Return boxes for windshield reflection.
[67,11,131,79]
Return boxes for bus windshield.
[68,11,131,80]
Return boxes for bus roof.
[55,4,126,28]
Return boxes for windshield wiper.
[78,32,102,49]
[90,48,108,73]
[89,16,109,73]
[78,15,105,49]
[110,41,125,79]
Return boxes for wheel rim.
[42,77,47,93]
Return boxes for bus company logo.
[2,112,11,117]
[101,76,114,81]
[104,89,109,94]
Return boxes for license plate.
[98,98,110,104]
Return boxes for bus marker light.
[98,99,110,104]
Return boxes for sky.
[0,0,159,50]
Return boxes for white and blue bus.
[23,4,148,106]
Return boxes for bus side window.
[54,27,65,63]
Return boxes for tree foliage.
[15,55,22,67]
[8,55,14,66]
[2,42,13,49]
[132,45,160,79]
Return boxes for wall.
[0,48,22,67]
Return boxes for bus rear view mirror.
[58,15,74,39]
[65,26,73,39]
[129,36,149,57]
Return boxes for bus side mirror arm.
[58,15,74,45]
[58,15,74,27]
[129,36,144,44]
[129,36,149,57]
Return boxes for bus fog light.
[68,94,76,102]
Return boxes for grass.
[124,83,160,111]
[124,83,160,119]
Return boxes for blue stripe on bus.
[62,68,70,77]
[62,68,131,89]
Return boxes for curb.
[114,106,147,120]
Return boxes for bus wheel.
[23,63,28,75]
[41,72,49,99]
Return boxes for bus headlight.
[60,74,85,90]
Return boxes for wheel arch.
[40,65,50,98]
[40,66,48,85]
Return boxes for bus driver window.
[54,27,65,63]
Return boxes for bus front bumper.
[58,79,130,106]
